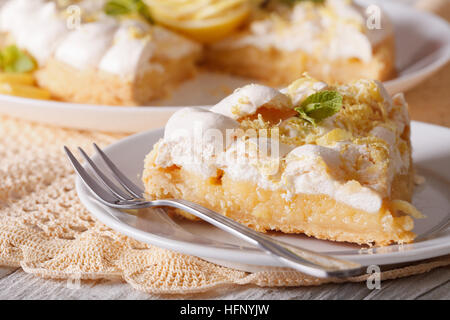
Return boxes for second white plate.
[0,0,449,133]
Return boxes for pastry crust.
[35,54,199,106]
[204,35,396,87]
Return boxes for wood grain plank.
[211,282,373,300]
[417,280,450,300]
[0,270,155,300]
[212,268,450,300]
[0,267,18,279]
[362,267,450,300]
[0,266,448,299]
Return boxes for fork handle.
[152,199,364,278]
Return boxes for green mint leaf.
[104,1,132,15]
[0,45,36,73]
[137,2,153,23]
[295,90,343,125]
[294,107,316,125]
[105,0,153,23]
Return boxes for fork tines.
[64,145,145,208]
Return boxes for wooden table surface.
[406,62,450,128]
[405,0,450,128]
[0,0,449,300]
[0,266,449,300]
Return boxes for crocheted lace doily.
[0,115,448,295]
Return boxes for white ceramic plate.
[76,121,450,271]
[0,0,449,133]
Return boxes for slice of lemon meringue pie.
[0,0,201,105]
[205,0,395,86]
[143,75,421,246]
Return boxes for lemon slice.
[0,82,51,100]
[0,72,35,85]
[145,0,251,43]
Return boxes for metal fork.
[64,144,365,278]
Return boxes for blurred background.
[396,0,450,127]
